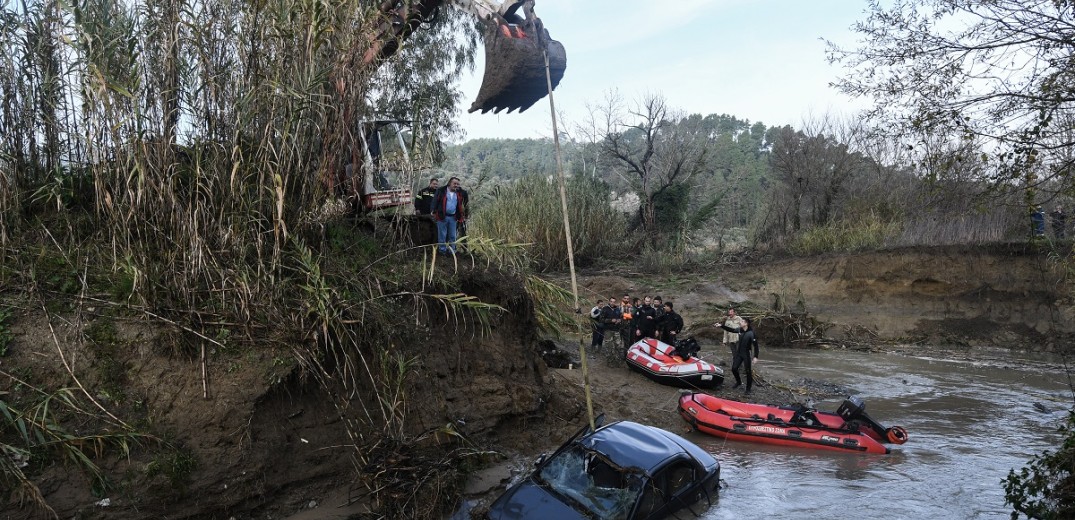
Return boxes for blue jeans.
[436,215,458,252]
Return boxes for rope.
[544,47,594,431]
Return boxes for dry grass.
[471,175,627,270]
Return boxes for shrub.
[470,175,626,270]
[790,214,901,255]
[1004,409,1075,519]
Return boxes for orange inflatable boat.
[626,338,724,389]
[679,393,908,454]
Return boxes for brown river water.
[694,347,1071,519]
[454,347,1070,520]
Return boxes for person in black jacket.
[589,298,607,350]
[414,177,438,215]
[634,296,658,340]
[657,302,683,345]
[719,317,760,394]
[1051,205,1066,239]
[600,297,622,351]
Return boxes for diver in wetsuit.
[719,317,759,394]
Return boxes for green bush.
[790,214,901,255]
[471,175,626,270]
[1004,409,1075,519]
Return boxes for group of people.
[415,177,470,254]
[589,300,762,395]
[589,295,684,352]
[1032,205,1066,239]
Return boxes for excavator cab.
[469,0,567,114]
[342,120,414,213]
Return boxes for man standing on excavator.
[432,177,469,254]
[415,177,438,215]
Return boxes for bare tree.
[828,0,1075,192]
[768,116,869,232]
[595,91,709,235]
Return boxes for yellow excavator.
[339,0,567,213]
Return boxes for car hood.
[486,478,589,520]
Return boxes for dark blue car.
[487,417,721,520]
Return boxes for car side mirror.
[534,453,547,467]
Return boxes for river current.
[695,347,1072,519]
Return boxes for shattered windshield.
[538,444,643,520]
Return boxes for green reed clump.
[1004,407,1075,520]
[144,446,198,494]
[0,308,13,357]
[471,175,626,270]
[790,213,901,255]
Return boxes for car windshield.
[538,444,643,520]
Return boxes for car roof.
[579,421,697,472]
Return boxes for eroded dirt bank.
[2,244,1071,519]
[578,243,1074,353]
[742,244,1075,351]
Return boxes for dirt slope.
[744,244,1074,351]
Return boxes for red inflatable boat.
[678,393,908,454]
[626,338,724,389]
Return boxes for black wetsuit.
[720,324,759,392]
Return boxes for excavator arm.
[361,0,566,114]
[337,1,565,215]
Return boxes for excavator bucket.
[469,8,566,114]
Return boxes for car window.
[634,461,698,520]
[538,445,641,520]
[666,462,695,497]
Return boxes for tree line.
[445,100,1046,267]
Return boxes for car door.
[633,459,700,520]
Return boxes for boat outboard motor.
[837,396,909,444]
[674,337,701,359]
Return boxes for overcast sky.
[453,0,873,141]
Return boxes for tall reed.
[471,175,627,270]
[0,2,505,517]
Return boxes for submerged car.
[486,416,721,520]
